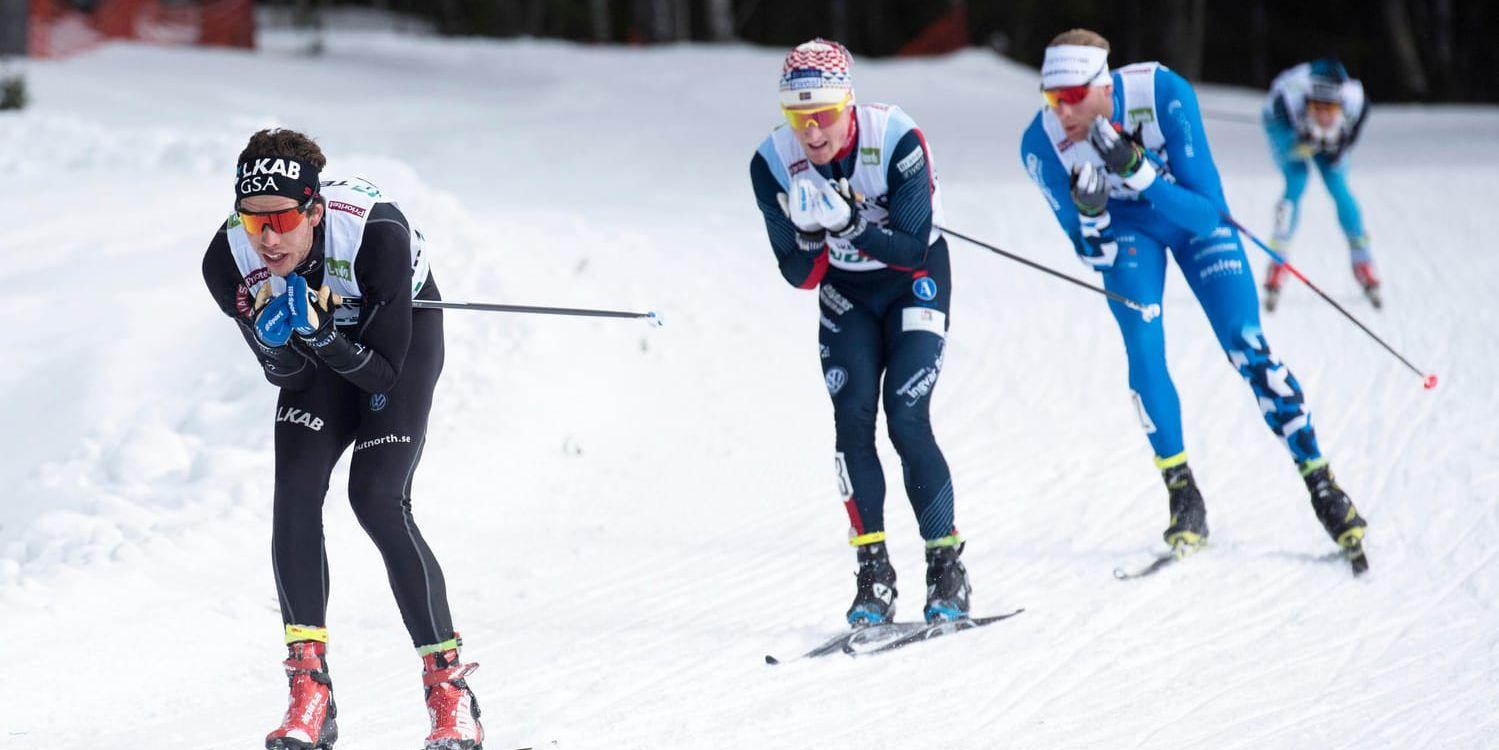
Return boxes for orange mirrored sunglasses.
[782,92,853,130]
[238,197,316,235]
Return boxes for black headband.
[236,155,320,204]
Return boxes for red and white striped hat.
[779,38,854,108]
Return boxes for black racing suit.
[202,202,454,647]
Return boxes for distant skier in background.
[749,39,972,626]
[201,129,483,750]
[1017,29,1368,568]
[1261,58,1378,310]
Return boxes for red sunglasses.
[1042,84,1094,108]
[238,196,317,235]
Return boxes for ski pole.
[937,225,1161,322]
[1201,109,1262,126]
[1222,213,1436,389]
[341,297,663,327]
[843,188,1155,321]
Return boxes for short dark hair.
[238,128,327,170]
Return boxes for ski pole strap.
[340,297,663,326]
[1222,213,1437,389]
[936,225,1158,321]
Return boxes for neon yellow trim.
[1154,452,1188,470]
[416,637,460,657]
[924,533,964,549]
[848,531,887,547]
[1299,457,1330,477]
[284,625,328,645]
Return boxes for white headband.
[1041,44,1111,89]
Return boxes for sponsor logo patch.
[825,367,848,395]
[328,200,366,217]
[911,276,938,302]
[353,433,413,452]
[276,407,324,432]
[901,307,947,337]
[326,259,352,282]
[369,392,388,412]
[819,284,853,315]
[820,314,842,333]
[860,147,881,165]
[895,146,926,178]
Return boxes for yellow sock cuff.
[416,636,460,657]
[1299,457,1329,477]
[1154,452,1188,470]
[924,533,963,549]
[284,624,328,645]
[848,531,887,547]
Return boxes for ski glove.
[1088,116,1157,192]
[1076,211,1119,271]
[250,284,295,347]
[789,176,867,239]
[287,273,340,346]
[777,191,828,254]
[1069,161,1109,217]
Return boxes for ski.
[1111,553,1179,580]
[765,609,1024,665]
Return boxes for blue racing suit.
[1020,63,1326,472]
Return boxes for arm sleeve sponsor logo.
[895,146,926,178]
[1025,153,1062,211]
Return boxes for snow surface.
[2,29,1497,750]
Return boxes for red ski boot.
[1352,260,1382,309]
[1263,261,1290,312]
[266,640,338,750]
[421,637,484,750]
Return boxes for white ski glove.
[777,183,829,254]
[786,177,867,238]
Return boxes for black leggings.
[819,241,955,542]
[271,309,453,647]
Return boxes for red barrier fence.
[28,0,253,58]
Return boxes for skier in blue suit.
[1261,57,1379,311]
[1017,28,1367,564]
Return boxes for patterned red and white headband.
[779,38,854,108]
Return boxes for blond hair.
[1048,29,1110,51]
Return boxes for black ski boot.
[1162,463,1209,558]
[923,543,972,623]
[1305,465,1369,572]
[846,541,897,628]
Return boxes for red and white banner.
[28,0,254,58]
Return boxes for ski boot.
[846,540,897,627]
[1305,465,1369,573]
[421,635,484,750]
[1162,463,1209,558]
[1263,260,1290,312]
[266,640,338,750]
[923,541,972,623]
[1352,261,1382,309]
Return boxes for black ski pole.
[341,297,663,327]
[1201,109,1262,126]
[937,225,1160,322]
[1223,213,1436,389]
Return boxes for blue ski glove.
[251,285,294,347]
[287,273,337,341]
[287,272,341,348]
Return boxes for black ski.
[765,609,1024,665]
[1112,553,1179,580]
